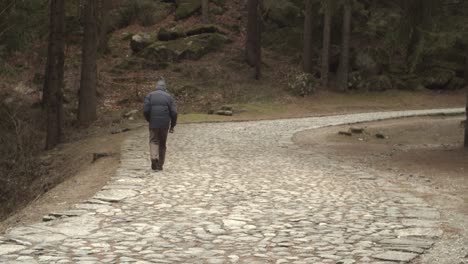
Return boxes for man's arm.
[168,96,178,130]
[143,95,151,122]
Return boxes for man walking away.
[143,77,177,171]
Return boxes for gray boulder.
[263,0,301,27]
[175,0,201,20]
[139,33,228,63]
[130,33,157,53]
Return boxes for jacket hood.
[155,78,167,91]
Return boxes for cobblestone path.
[0,109,464,264]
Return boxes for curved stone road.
[0,109,464,264]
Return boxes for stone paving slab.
[0,108,464,263]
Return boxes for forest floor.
[294,115,468,263]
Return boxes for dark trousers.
[149,128,169,167]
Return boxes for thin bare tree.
[336,0,351,92]
[78,0,98,126]
[321,0,332,89]
[465,48,468,148]
[44,0,65,150]
[246,0,262,79]
[303,0,313,74]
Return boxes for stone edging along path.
[0,108,465,264]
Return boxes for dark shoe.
[151,159,159,170]
[157,164,163,171]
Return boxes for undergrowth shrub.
[0,102,44,219]
[287,71,317,96]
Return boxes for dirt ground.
[0,126,134,233]
[294,115,468,263]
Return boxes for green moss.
[138,33,228,64]
[419,68,456,89]
[175,0,201,20]
[130,33,158,53]
[177,33,228,60]
[185,24,220,36]
[263,0,301,27]
[158,28,186,41]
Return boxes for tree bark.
[44,0,65,150]
[321,0,332,89]
[303,0,313,74]
[465,48,468,148]
[255,0,262,80]
[78,0,98,126]
[202,0,209,23]
[246,0,258,67]
[337,0,351,92]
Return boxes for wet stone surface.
[0,109,463,263]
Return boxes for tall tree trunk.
[255,0,262,80]
[337,0,351,92]
[44,0,65,150]
[78,0,98,126]
[202,0,209,23]
[246,0,258,67]
[303,0,313,74]
[465,48,468,148]
[321,0,332,88]
[97,0,111,54]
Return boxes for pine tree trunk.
[465,90,468,148]
[465,48,468,148]
[321,1,331,89]
[303,0,313,74]
[44,0,65,150]
[202,0,209,23]
[255,0,262,80]
[337,0,351,92]
[78,0,98,126]
[246,0,258,67]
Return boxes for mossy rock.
[186,24,220,36]
[398,75,426,90]
[138,33,228,65]
[177,33,228,60]
[353,74,392,91]
[121,32,134,41]
[175,0,201,20]
[263,0,301,27]
[427,59,465,75]
[130,33,158,53]
[152,2,175,24]
[419,68,456,89]
[139,44,179,63]
[446,77,465,90]
[365,75,393,91]
[158,24,220,41]
[158,28,186,41]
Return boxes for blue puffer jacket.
[143,79,177,129]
